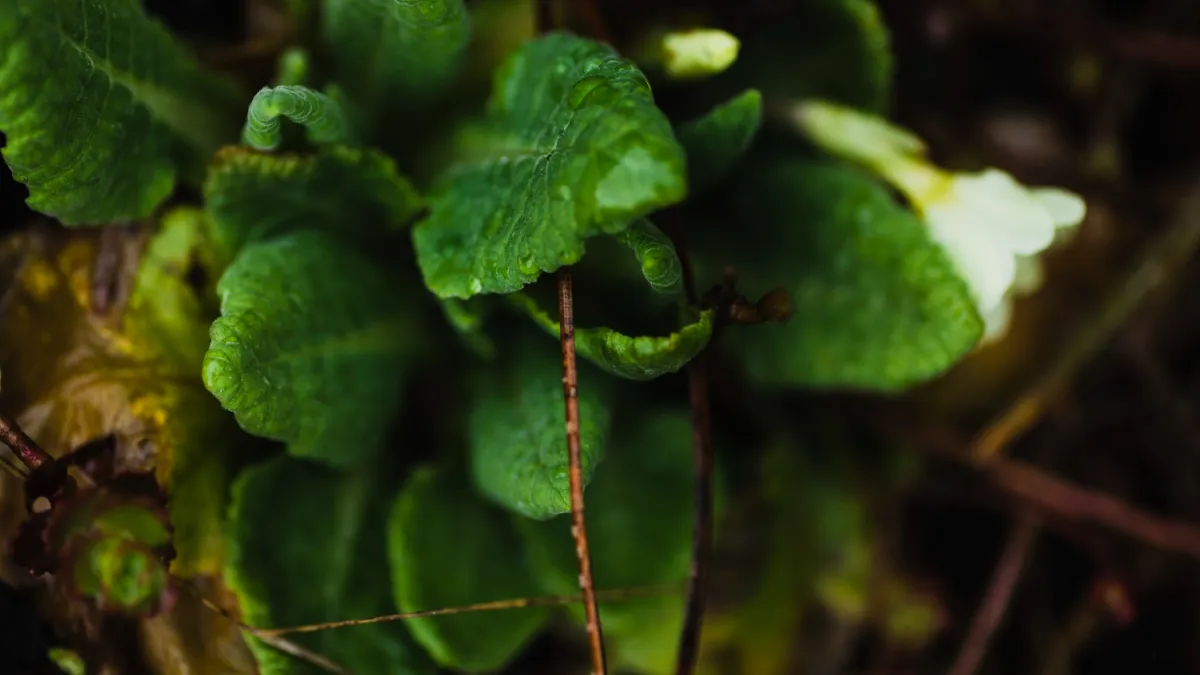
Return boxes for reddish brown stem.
[987,458,1200,558]
[675,353,714,675]
[558,267,608,675]
[0,409,52,473]
[947,517,1041,675]
[666,219,716,675]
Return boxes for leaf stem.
[558,267,608,675]
[667,220,716,675]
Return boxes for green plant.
[0,1,1085,674]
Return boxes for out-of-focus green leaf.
[677,89,763,192]
[510,293,712,380]
[321,0,470,122]
[614,219,683,296]
[126,209,242,579]
[438,297,497,358]
[203,231,420,468]
[412,32,688,299]
[275,48,311,88]
[519,411,699,674]
[469,340,610,519]
[714,0,891,114]
[0,0,243,224]
[226,455,435,675]
[203,146,423,265]
[707,159,981,391]
[241,86,352,151]
[388,467,549,670]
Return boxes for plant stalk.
[558,267,608,675]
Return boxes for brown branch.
[558,267,608,675]
[535,2,606,670]
[947,516,1041,675]
[675,351,714,675]
[985,458,1200,559]
[665,219,716,675]
[899,418,1200,561]
[0,409,52,473]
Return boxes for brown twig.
[900,418,1200,561]
[667,217,717,675]
[536,1,606,669]
[0,409,53,473]
[257,584,680,636]
[558,267,608,675]
[972,175,1200,461]
[946,516,1042,675]
[985,458,1200,559]
[675,350,715,675]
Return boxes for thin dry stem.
[257,585,680,636]
[947,516,1042,675]
[668,218,716,675]
[558,267,608,675]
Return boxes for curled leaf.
[614,219,683,296]
[242,86,352,151]
[510,293,712,380]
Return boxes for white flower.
[793,100,1086,342]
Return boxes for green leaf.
[388,467,550,670]
[125,209,244,578]
[226,456,435,675]
[614,219,683,296]
[469,340,611,519]
[274,48,311,87]
[412,32,688,299]
[203,146,423,264]
[0,0,243,225]
[242,86,352,151]
[519,411,699,674]
[677,89,763,192]
[510,293,712,380]
[202,231,421,467]
[710,159,982,391]
[714,0,891,114]
[321,0,470,114]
